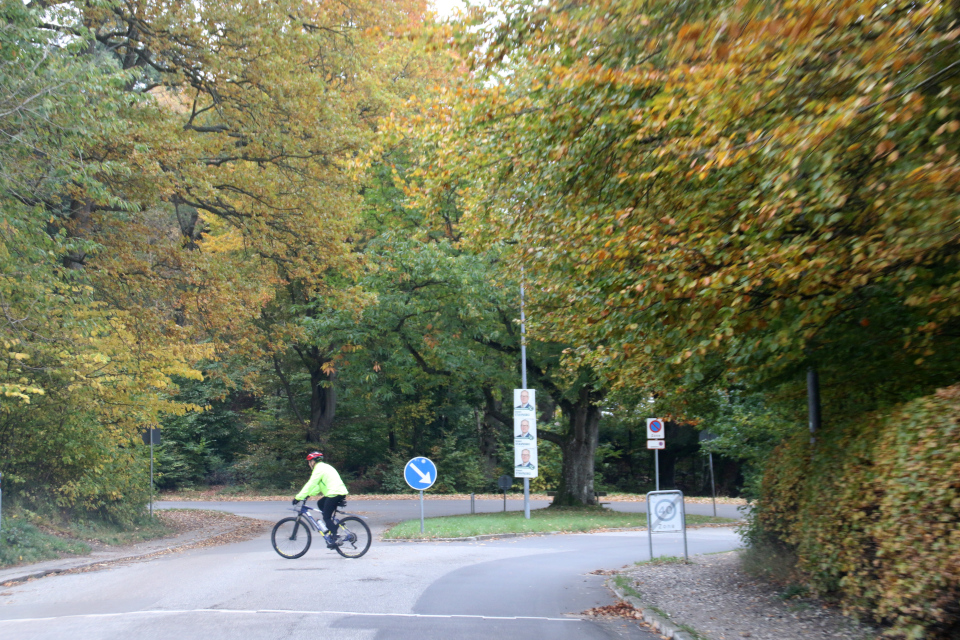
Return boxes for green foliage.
[429,0,960,409]
[686,390,798,499]
[0,517,89,568]
[156,377,248,489]
[430,437,488,493]
[755,385,960,638]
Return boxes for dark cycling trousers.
[317,495,346,536]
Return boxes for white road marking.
[0,608,585,624]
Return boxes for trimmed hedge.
[756,385,960,638]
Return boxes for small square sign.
[646,418,665,439]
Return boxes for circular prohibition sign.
[649,419,663,433]
[655,500,677,520]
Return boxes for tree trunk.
[549,387,602,507]
[307,357,336,444]
[479,388,509,473]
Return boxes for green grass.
[383,506,735,539]
[63,515,174,546]
[0,510,176,569]
[613,574,644,600]
[0,519,90,568]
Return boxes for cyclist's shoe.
[325,534,339,549]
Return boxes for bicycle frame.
[290,506,366,532]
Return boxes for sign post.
[699,430,718,517]
[404,457,437,534]
[516,276,537,520]
[498,475,512,512]
[647,418,665,491]
[646,489,687,561]
[141,428,161,516]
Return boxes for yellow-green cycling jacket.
[295,462,349,500]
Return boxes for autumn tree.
[432,0,960,418]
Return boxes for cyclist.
[293,452,349,549]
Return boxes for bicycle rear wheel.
[335,516,372,558]
[272,517,312,559]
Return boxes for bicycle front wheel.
[272,517,312,559]
[335,516,372,559]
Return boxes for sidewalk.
[0,517,268,586]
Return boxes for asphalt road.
[0,499,743,640]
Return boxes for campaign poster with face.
[513,446,538,478]
[513,388,536,415]
[514,416,537,442]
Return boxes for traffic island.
[381,506,736,540]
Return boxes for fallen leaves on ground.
[582,601,644,619]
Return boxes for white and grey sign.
[648,490,684,533]
[514,447,538,478]
[514,416,537,442]
[646,418,665,440]
[513,388,536,414]
[513,388,538,479]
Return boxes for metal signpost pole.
[646,497,653,560]
[520,274,530,520]
[808,367,821,448]
[655,448,659,492]
[471,492,475,515]
[682,495,689,561]
[150,432,154,517]
[404,457,437,535]
[708,452,717,517]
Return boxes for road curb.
[607,577,699,640]
[382,522,742,543]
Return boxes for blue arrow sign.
[404,457,437,491]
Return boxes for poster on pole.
[514,446,538,478]
[513,389,538,478]
[513,389,536,415]
[514,416,536,442]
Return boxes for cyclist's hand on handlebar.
[291,498,299,505]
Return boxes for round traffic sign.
[655,500,676,520]
[649,419,663,433]
[404,457,437,491]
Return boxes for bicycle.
[271,501,372,559]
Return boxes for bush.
[756,385,960,638]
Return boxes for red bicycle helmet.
[306,451,323,462]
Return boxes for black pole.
[503,490,506,513]
[807,367,821,446]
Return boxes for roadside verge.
[607,574,700,640]
[0,511,269,587]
